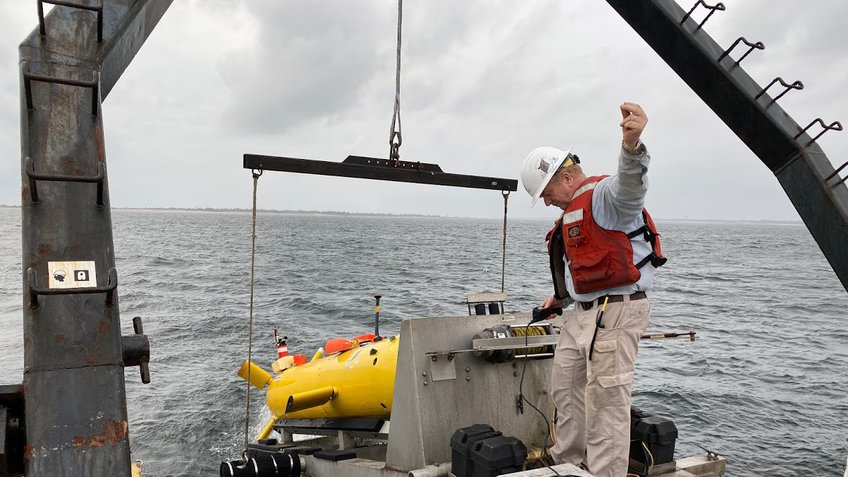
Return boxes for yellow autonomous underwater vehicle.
[239,331,400,440]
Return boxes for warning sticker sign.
[48,261,97,289]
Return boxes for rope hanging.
[243,168,263,459]
[388,0,403,163]
[501,190,509,293]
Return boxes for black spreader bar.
[244,154,518,192]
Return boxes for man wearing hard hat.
[520,102,666,477]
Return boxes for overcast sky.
[0,0,846,220]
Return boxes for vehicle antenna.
[374,294,383,338]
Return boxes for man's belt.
[578,291,647,311]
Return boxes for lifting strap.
[548,218,570,301]
[626,210,668,270]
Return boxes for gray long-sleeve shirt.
[563,145,656,302]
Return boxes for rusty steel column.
[19,1,171,475]
[605,0,848,292]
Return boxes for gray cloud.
[220,1,390,134]
[0,0,845,222]
[0,4,40,205]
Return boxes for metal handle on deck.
[122,316,151,384]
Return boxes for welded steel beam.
[18,1,171,475]
[244,154,518,192]
[605,0,848,292]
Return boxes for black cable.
[517,320,564,477]
[587,296,609,361]
[629,438,649,477]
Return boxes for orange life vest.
[546,175,666,296]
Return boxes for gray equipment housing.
[386,313,555,471]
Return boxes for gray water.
[0,207,846,476]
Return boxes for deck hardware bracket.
[25,157,106,205]
[122,317,151,384]
[755,77,804,106]
[471,335,559,352]
[696,444,721,461]
[23,67,100,116]
[427,352,457,382]
[27,266,118,309]
[466,292,508,316]
[38,0,104,43]
[680,1,725,30]
[825,159,848,188]
[796,118,844,147]
[717,37,764,65]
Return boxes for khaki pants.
[550,296,651,477]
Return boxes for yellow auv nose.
[237,360,272,390]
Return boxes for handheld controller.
[530,306,563,323]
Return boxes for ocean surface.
[0,207,846,476]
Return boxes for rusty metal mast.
[605,0,847,292]
[11,1,171,474]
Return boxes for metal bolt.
[423,380,428,386]
[431,356,438,362]
[422,371,428,377]
[465,367,471,372]
[512,362,517,368]
[513,371,519,377]
[466,376,471,381]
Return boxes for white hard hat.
[520,146,574,206]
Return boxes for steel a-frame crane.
[3,1,845,476]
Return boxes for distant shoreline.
[116,207,442,219]
[0,204,803,224]
[0,204,443,219]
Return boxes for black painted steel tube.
[18,1,172,475]
[605,0,848,293]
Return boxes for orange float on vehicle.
[324,338,356,354]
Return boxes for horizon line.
[0,204,803,224]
